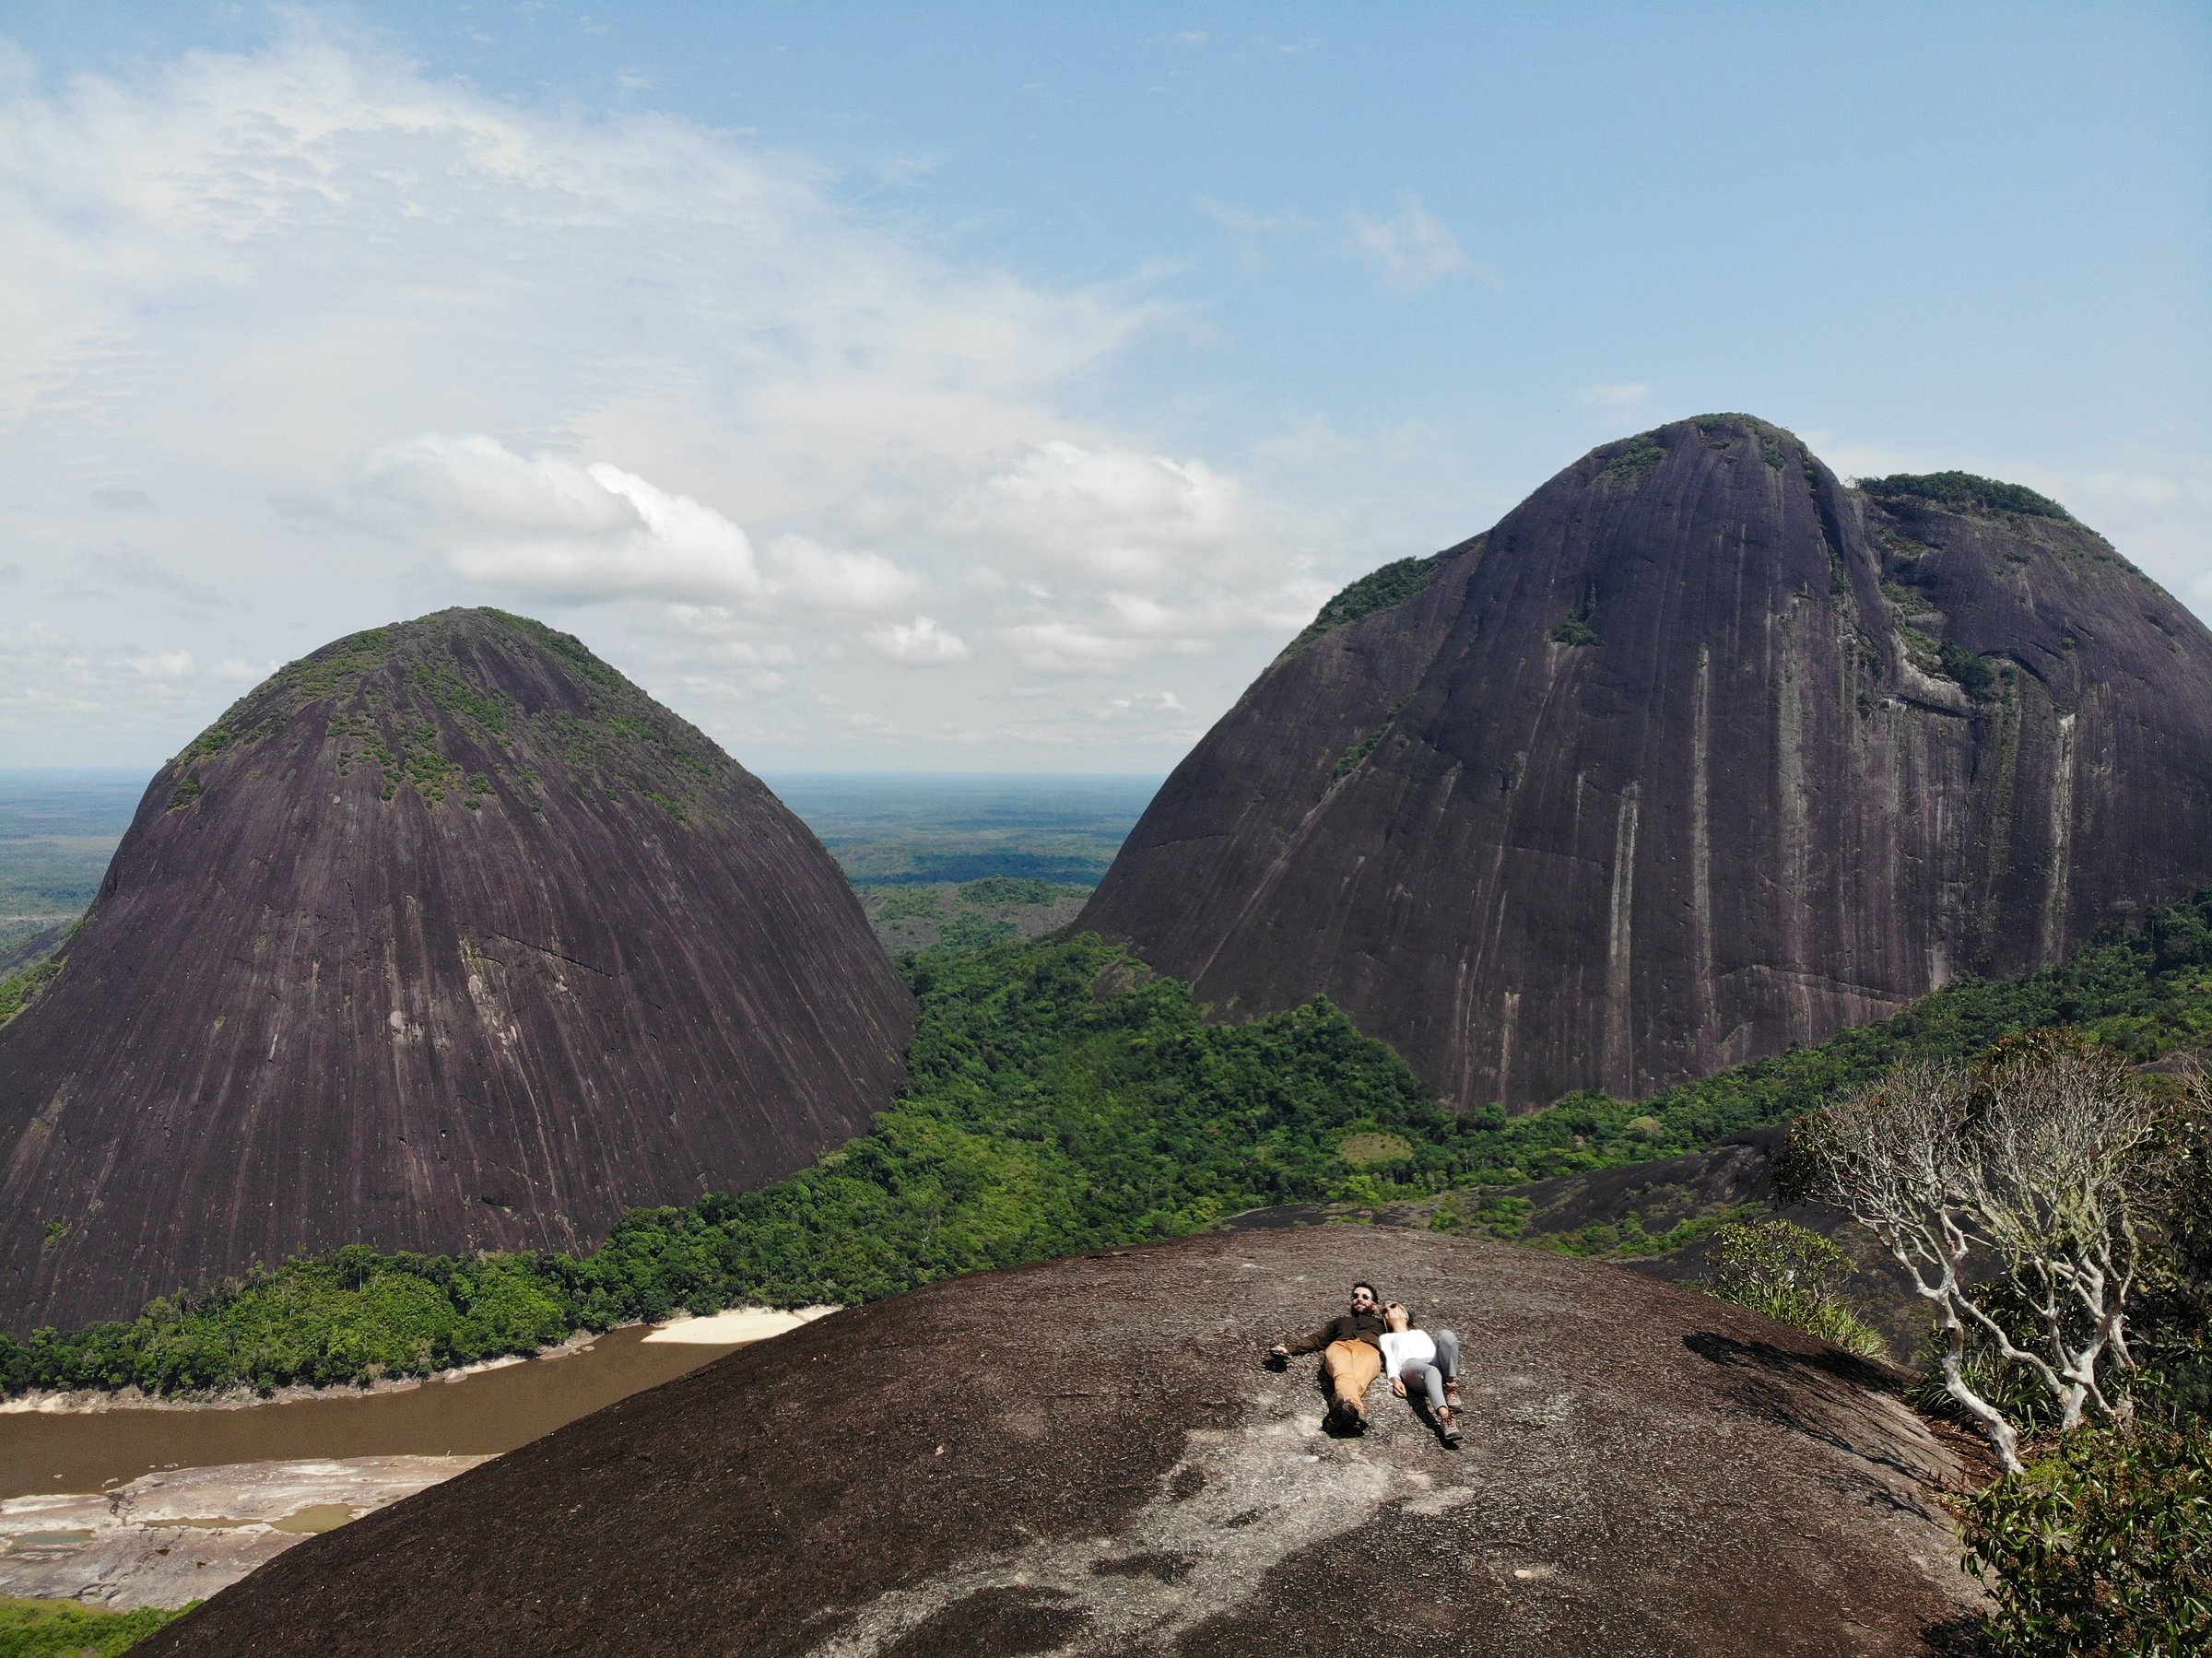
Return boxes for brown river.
[0,1325,742,1500]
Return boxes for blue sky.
[3,2,2206,770]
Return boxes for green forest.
[4,889,2208,1400]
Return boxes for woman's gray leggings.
[1400,1329,1461,1410]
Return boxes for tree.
[2133,1068,2212,1419]
[1778,1035,2163,1471]
[1699,1217,1888,1358]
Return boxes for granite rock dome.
[1077,416,2212,1106]
[0,609,914,1333]
[137,1225,1981,1657]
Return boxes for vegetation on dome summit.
[5,888,2210,1402]
[1598,432,1665,485]
[158,609,727,819]
[1859,471,2073,522]
[1284,551,1451,653]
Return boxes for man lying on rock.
[1268,1282,1464,1442]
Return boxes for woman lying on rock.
[1380,1301,1465,1444]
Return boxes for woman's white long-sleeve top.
[1377,1329,1435,1379]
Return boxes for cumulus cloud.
[328,435,765,605]
[1346,194,1470,293]
[1002,621,1206,674]
[865,616,971,664]
[0,21,1365,767]
[947,441,1252,586]
[760,534,922,614]
[124,651,194,678]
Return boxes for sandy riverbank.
[639,1305,837,1344]
[0,1455,488,1609]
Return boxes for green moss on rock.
[1285,553,1451,653]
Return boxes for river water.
[0,1325,742,1499]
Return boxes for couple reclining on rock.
[1268,1281,1464,1443]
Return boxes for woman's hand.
[1391,1377,1407,1397]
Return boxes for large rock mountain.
[1079,417,2212,1107]
[0,609,914,1334]
[136,1227,1976,1657]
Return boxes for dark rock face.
[138,1227,1978,1657]
[1078,417,2212,1106]
[0,609,914,1334]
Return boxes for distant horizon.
[0,766,1170,784]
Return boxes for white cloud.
[0,22,1381,768]
[329,434,765,605]
[760,534,921,614]
[946,441,1253,586]
[1100,688,1185,718]
[1578,382,1651,409]
[1198,196,1313,237]
[864,615,971,664]
[1346,194,1470,293]
[124,651,194,678]
[1003,621,1182,674]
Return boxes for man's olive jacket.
[1283,1309,1390,1355]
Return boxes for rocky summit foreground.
[0,609,915,1332]
[1077,417,2212,1105]
[142,1227,1980,1657]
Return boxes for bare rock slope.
[0,609,914,1333]
[144,1226,1978,1657]
[1077,419,2212,1105]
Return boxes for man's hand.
[1391,1378,1407,1398]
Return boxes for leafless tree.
[1780,1037,2163,1473]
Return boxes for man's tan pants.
[1321,1339,1381,1416]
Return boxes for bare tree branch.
[1783,1035,2160,1472]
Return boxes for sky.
[2,2,2206,772]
